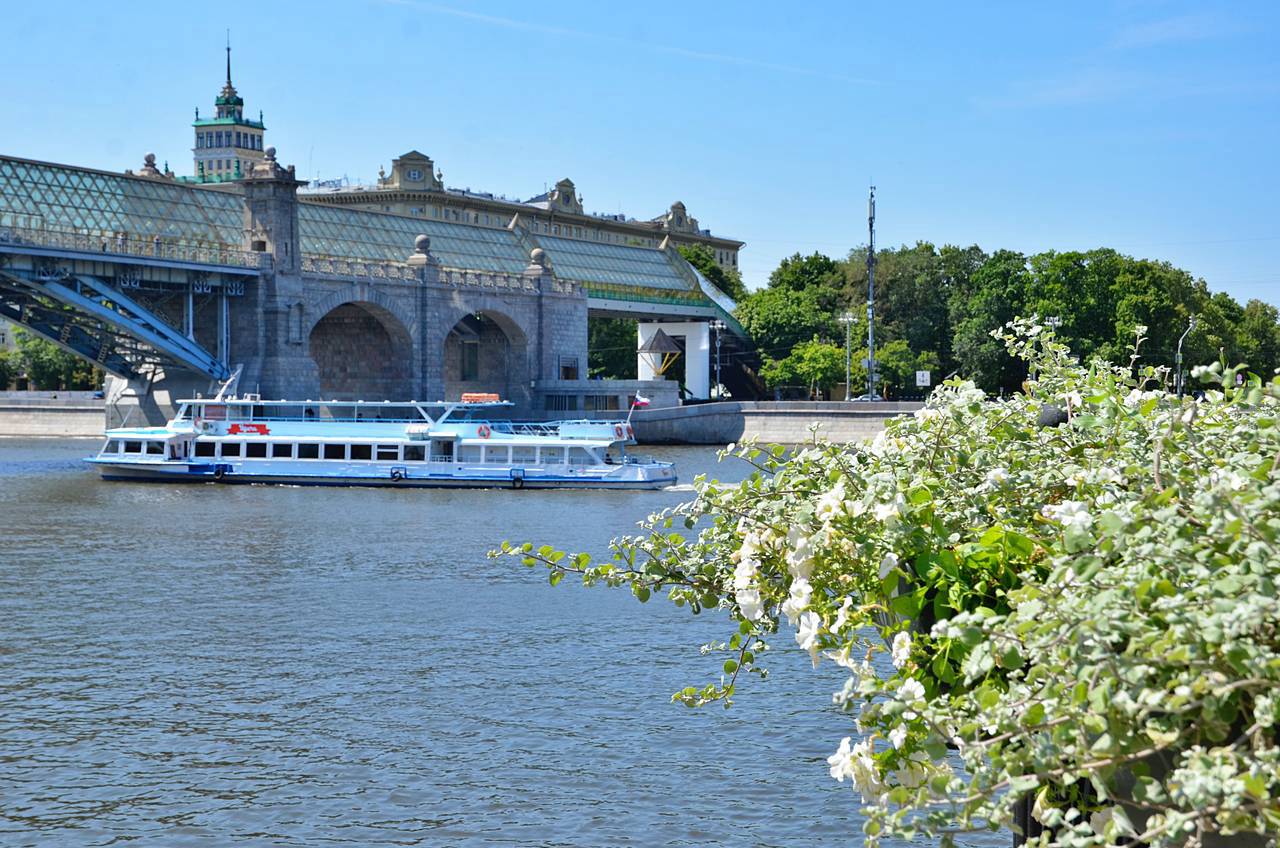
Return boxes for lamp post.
[839,311,854,401]
[710,319,725,400]
[1175,314,1197,397]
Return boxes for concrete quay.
[0,392,105,438]
[631,400,923,445]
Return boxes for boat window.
[458,445,482,463]
[403,444,426,462]
[146,442,164,455]
[103,440,121,454]
[195,441,216,458]
[246,442,268,458]
[124,440,143,453]
[568,447,594,465]
[350,444,372,461]
[431,441,454,461]
[220,442,242,458]
[539,446,565,464]
[511,445,537,463]
[376,445,399,461]
[323,443,346,460]
[484,446,510,464]
[298,443,320,459]
[271,443,293,458]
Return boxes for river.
[0,440,999,847]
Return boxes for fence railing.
[301,255,420,281]
[0,224,268,269]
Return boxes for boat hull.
[88,460,676,490]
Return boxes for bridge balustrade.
[0,224,266,269]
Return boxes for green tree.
[759,337,845,397]
[735,286,837,360]
[948,249,1032,393]
[869,339,939,399]
[13,330,101,390]
[768,252,843,301]
[587,317,637,379]
[0,348,16,389]
[677,243,747,301]
[1235,299,1280,376]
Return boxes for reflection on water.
[0,440,1001,847]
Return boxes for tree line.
[736,244,1280,397]
[0,329,103,391]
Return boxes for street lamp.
[839,311,855,401]
[1175,314,1197,397]
[710,319,725,400]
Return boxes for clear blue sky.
[5,1,1278,306]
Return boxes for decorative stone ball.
[144,153,156,165]
[414,234,430,253]
[530,247,547,265]
[265,146,277,160]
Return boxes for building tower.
[191,38,267,182]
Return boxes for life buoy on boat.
[391,468,405,481]
[477,424,491,439]
[512,476,524,490]
[213,466,226,481]
[614,424,625,439]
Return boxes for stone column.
[408,234,442,401]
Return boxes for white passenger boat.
[86,395,676,490]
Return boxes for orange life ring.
[614,424,625,439]
[477,424,491,439]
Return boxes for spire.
[226,30,232,86]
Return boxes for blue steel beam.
[0,270,229,380]
[0,294,137,379]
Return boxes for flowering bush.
[496,320,1280,847]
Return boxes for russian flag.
[632,394,651,408]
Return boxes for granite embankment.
[631,400,922,445]
[0,392,104,437]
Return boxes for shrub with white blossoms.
[496,320,1280,847]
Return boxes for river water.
[0,440,1000,847]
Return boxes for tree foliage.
[11,329,101,390]
[588,317,637,380]
[678,243,747,301]
[759,337,845,395]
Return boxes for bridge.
[0,152,751,426]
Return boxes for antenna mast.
[865,186,879,400]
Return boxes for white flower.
[815,481,847,523]
[832,596,854,633]
[780,578,812,624]
[879,552,900,579]
[1064,390,1083,410]
[828,736,855,781]
[898,678,926,719]
[732,557,758,591]
[1042,500,1093,530]
[796,611,822,667]
[785,527,816,581]
[888,724,908,750]
[828,737,886,802]
[984,467,1008,485]
[891,631,912,669]
[735,588,764,621]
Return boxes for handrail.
[0,223,267,269]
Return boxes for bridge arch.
[308,300,415,401]
[441,307,530,403]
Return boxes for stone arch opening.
[443,310,529,402]
[308,301,414,401]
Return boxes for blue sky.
[5,1,1278,306]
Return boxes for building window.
[461,341,479,381]
[559,355,579,380]
[552,224,560,235]
[585,394,620,411]
[544,395,578,412]
[407,169,423,181]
